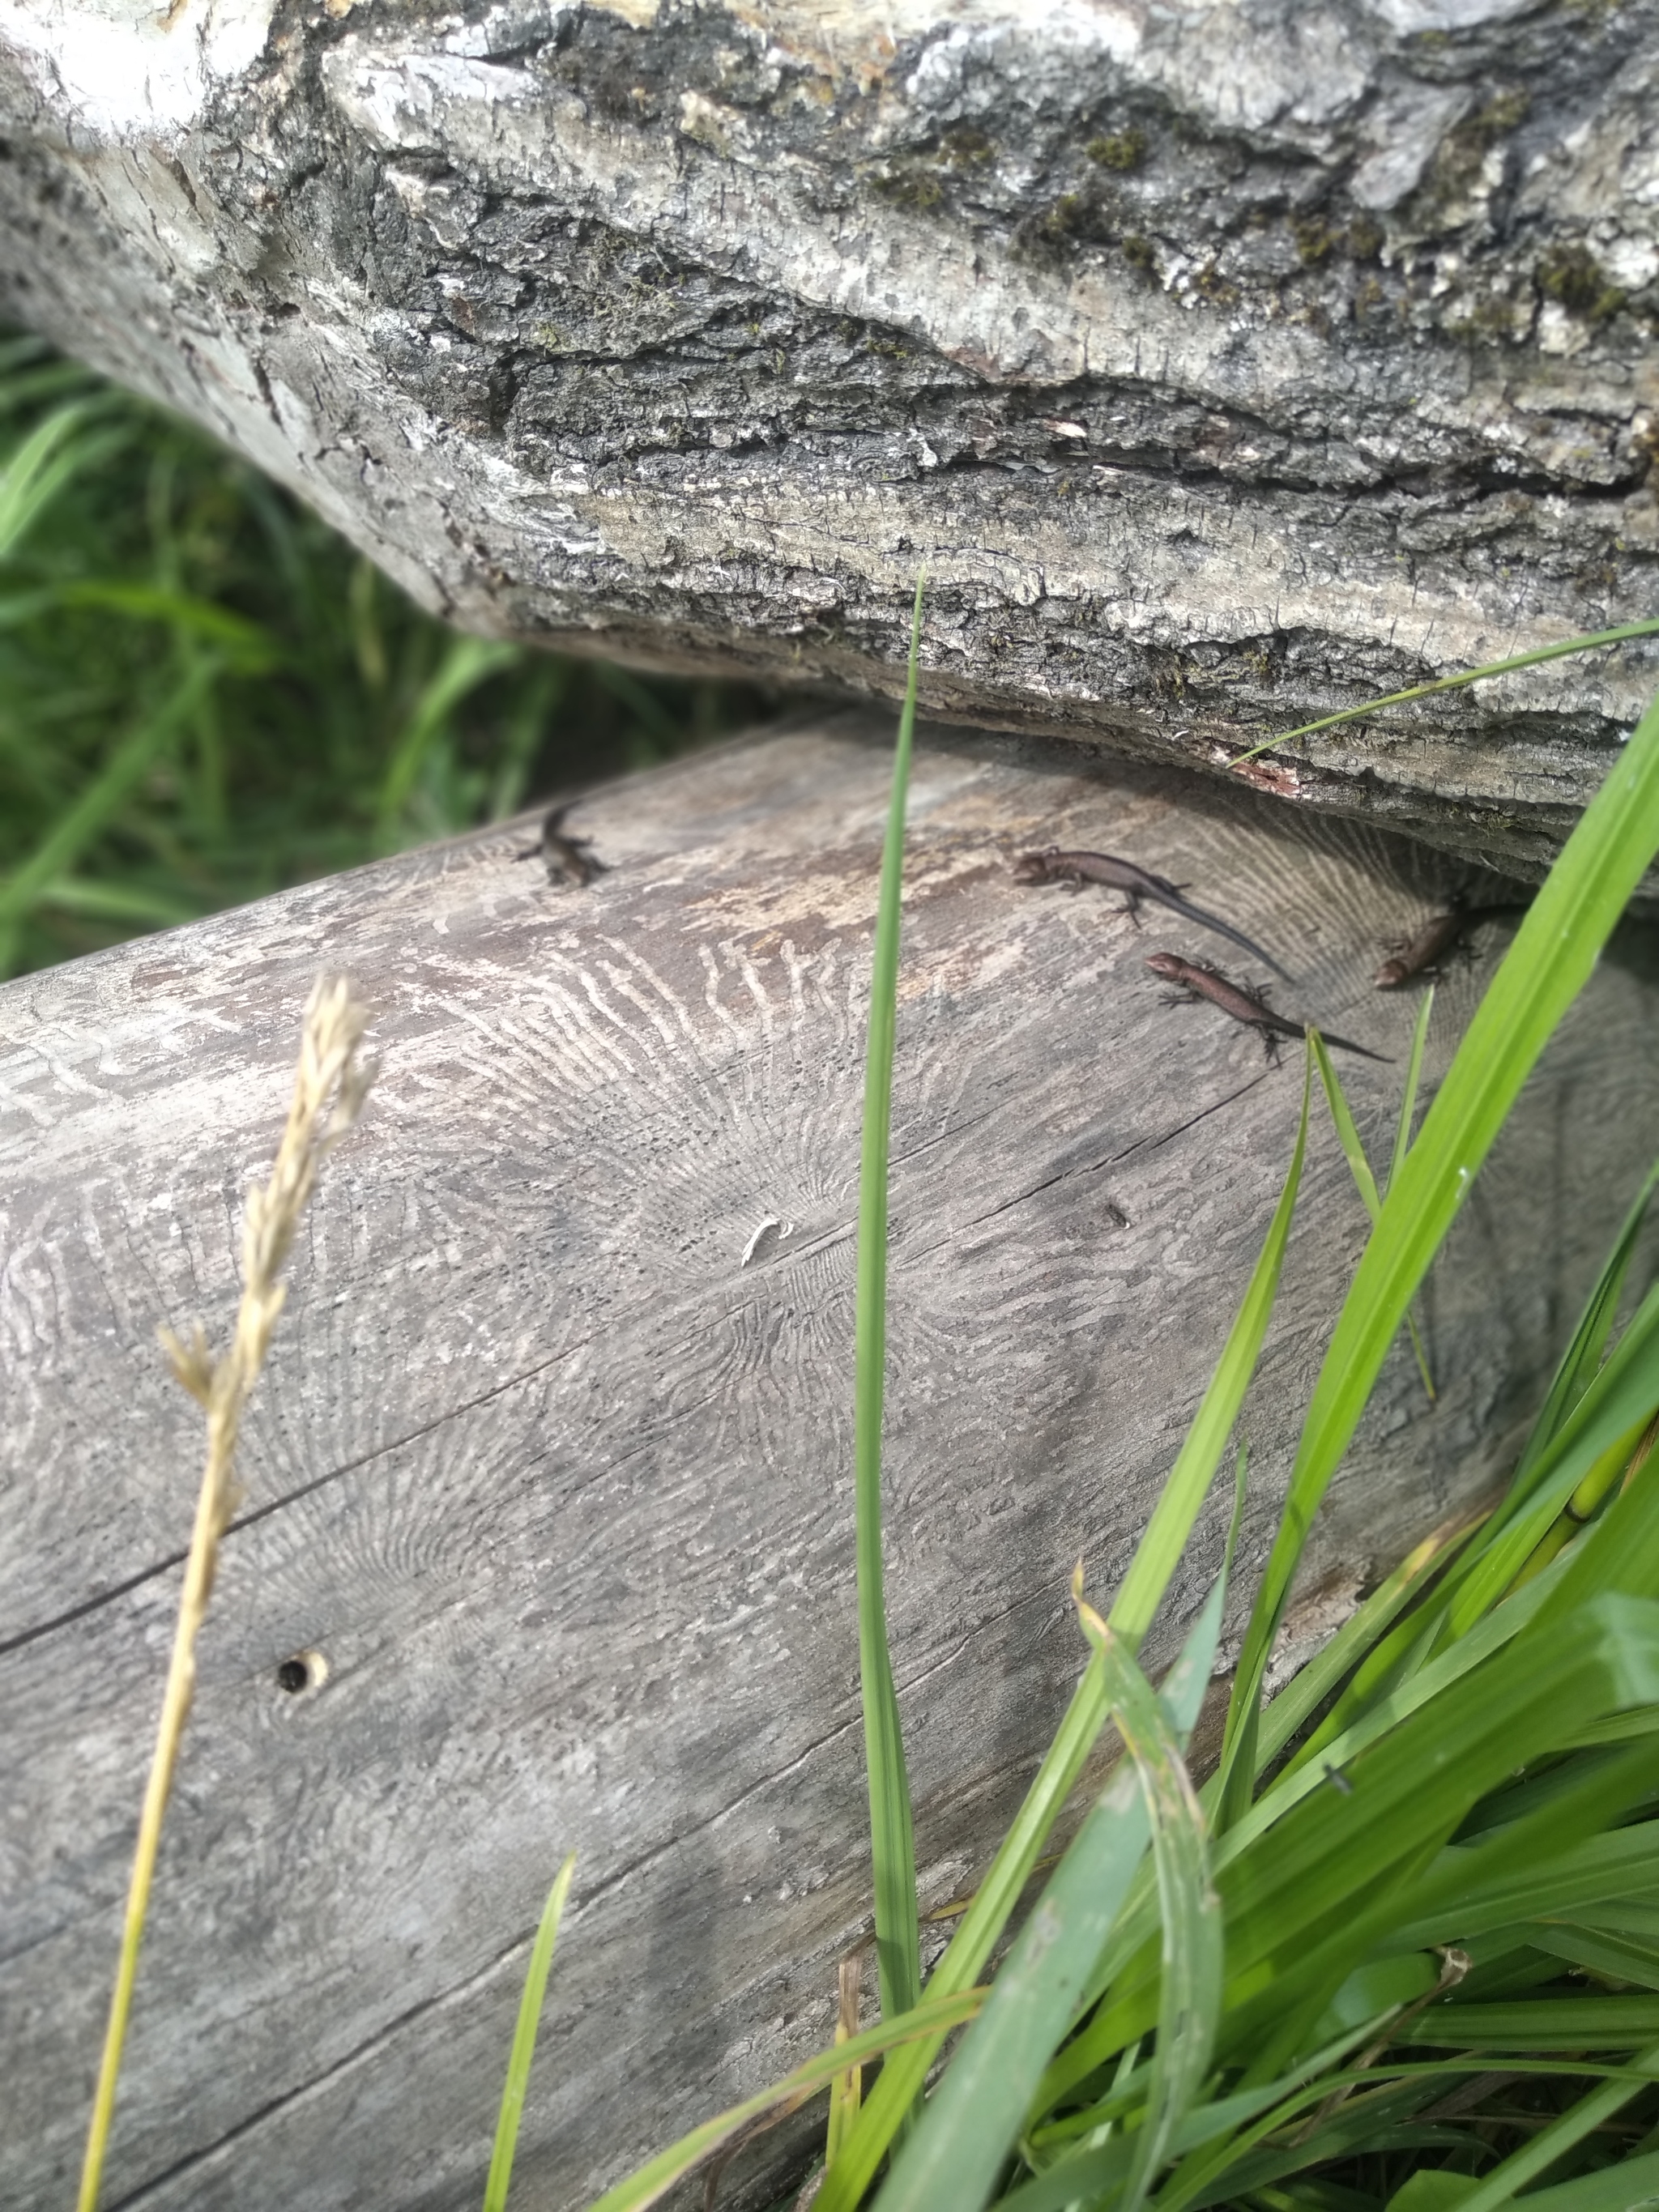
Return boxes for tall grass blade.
[1396,1993,1659,2050]
[1311,1034,1434,1400]
[1526,1409,1659,1634]
[1256,1511,1477,1776]
[579,1987,989,2212]
[75,981,373,2212]
[1229,619,1659,767]
[1006,2023,1382,2212]
[49,579,279,666]
[1387,1822,1659,1952]
[855,573,927,2030]
[870,1575,1227,2212]
[1444,1278,1659,1631]
[812,1652,1115,2212]
[0,662,218,977]
[1109,1053,1312,1643]
[1216,1603,1659,2077]
[0,404,120,559]
[21,877,199,927]
[1511,1156,1659,1492]
[815,1055,1311,2212]
[1445,2039,1659,2211]
[1218,684,1659,1826]
[1465,2147,1659,2211]
[377,636,520,830]
[484,1854,577,2212]
[1224,1549,1571,1864]
[1387,986,1435,1199]
[1090,1612,1222,2212]
[825,1954,864,2169]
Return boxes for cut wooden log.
[4,711,1659,2210]
[2,2,1657,876]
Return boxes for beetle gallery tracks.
[5,712,1659,2210]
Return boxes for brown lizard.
[515,803,605,887]
[1015,846,1293,980]
[1374,904,1525,989]
[1146,953,1392,1063]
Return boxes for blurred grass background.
[0,334,766,981]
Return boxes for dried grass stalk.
[77,976,374,2212]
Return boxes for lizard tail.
[1174,899,1295,983]
[1318,1028,1394,1063]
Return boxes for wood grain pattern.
[4,711,1658,2212]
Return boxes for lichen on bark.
[2,0,1657,872]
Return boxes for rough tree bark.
[2,1,1657,876]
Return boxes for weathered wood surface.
[3,2,1658,876]
[4,712,1659,2211]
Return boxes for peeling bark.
[2,0,1657,872]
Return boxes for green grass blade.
[580,1987,989,2212]
[1009,2024,1384,2212]
[1386,986,1435,1198]
[4,876,199,926]
[1442,2044,1659,2203]
[1099,1626,1222,2212]
[825,1043,1301,2207]
[1388,1823,1659,1954]
[1447,1280,1659,1632]
[1311,1033,1434,1401]
[1395,1996,1659,2050]
[0,405,119,559]
[1531,1924,1659,1987]
[1228,619,1659,767]
[484,1853,577,2212]
[51,580,279,667]
[1312,1032,1382,1219]
[0,360,92,416]
[878,1770,1151,2212]
[1509,1155,1659,1498]
[592,660,684,750]
[1256,1514,1477,1775]
[870,1581,1227,2212]
[812,1652,1116,2212]
[1216,1619,1659,2073]
[1525,1415,1659,1638]
[856,573,926,2031]
[1044,1591,1653,2115]
[0,661,219,974]
[1224,1557,1569,1866]
[1473,2146,1659,2212]
[1109,1052,1312,1643]
[1218,683,1659,1825]
[377,637,520,831]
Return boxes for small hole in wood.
[276,1650,328,1694]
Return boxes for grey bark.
[2,2,1657,876]
[5,712,1659,2210]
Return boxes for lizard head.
[1144,953,1184,980]
[1012,846,1060,881]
